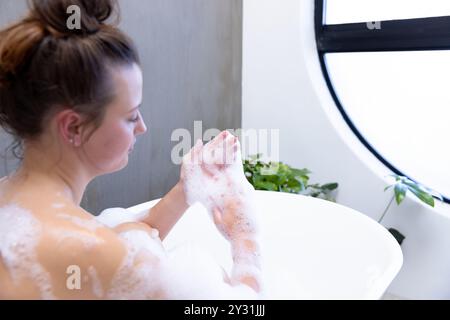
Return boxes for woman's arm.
[140,181,189,240]
[229,237,262,292]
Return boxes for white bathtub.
[101,190,403,299]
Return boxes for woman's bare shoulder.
[0,177,170,299]
[36,211,167,299]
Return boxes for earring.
[69,138,74,144]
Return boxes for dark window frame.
[315,0,450,203]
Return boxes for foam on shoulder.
[107,229,166,299]
[56,213,104,231]
[96,207,148,228]
[87,266,104,298]
[0,204,54,299]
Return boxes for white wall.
[242,0,450,299]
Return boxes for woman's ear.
[55,109,83,146]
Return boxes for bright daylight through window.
[317,0,450,201]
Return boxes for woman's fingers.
[189,131,242,178]
[204,130,228,152]
[184,139,204,165]
[212,134,235,169]
[211,132,238,167]
[226,136,239,164]
[217,135,235,167]
[232,137,243,164]
[212,207,222,225]
[201,131,228,169]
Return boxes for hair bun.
[30,0,119,37]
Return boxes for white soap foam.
[181,137,260,242]
[107,229,261,300]
[0,203,263,300]
[151,228,159,239]
[49,228,104,250]
[0,204,55,299]
[162,243,261,300]
[56,213,105,232]
[87,265,104,298]
[96,207,148,229]
[52,203,66,209]
[107,229,166,299]
[231,236,262,264]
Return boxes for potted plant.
[379,174,444,245]
[242,154,338,201]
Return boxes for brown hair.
[0,0,140,160]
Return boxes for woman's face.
[81,63,147,174]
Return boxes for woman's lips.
[129,140,136,152]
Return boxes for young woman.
[0,0,261,299]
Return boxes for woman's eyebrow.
[128,104,141,113]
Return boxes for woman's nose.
[135,113,147,136]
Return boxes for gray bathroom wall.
[0,0,243,214]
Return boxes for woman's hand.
[180,130,254,213]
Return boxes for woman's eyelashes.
[129,113,140,123]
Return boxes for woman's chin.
[108,155,130,173]
[102,150,132,174]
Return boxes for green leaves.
[382,175,443,247]
[394,183,407,205]
[243,154,338,201]
[387,174,442,207]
